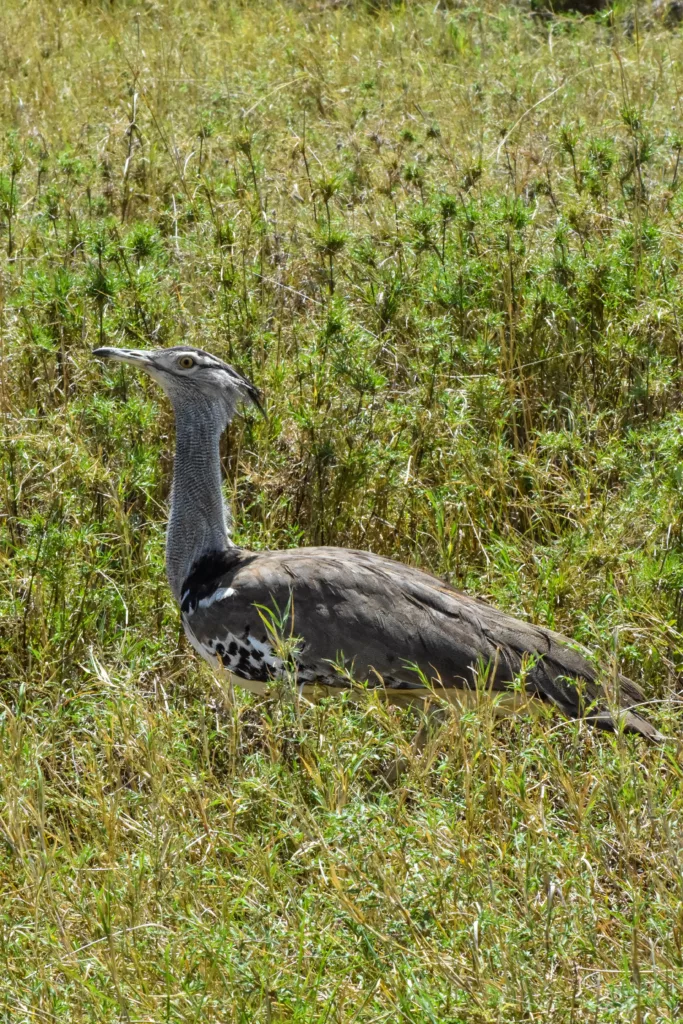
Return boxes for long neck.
[166,404,232,602]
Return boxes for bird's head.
[92,345,263,429]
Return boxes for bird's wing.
[182,546,661,740]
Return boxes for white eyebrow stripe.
[196,586,236,610]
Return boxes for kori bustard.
[93,344,662,741]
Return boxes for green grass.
[2,0,683,1018]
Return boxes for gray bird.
[93,344,662,741]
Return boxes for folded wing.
[182,546,661,740]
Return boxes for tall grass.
[1,1,683,1019]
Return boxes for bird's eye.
[178,356,195,369]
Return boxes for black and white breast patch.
[182,615,282,682]
[181,568,341,689]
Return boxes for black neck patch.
[180,548,245,614]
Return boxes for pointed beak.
[92,347,156,370]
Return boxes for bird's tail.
[567,673,666,743]
[527,651,667,742]
[587,704,666,742]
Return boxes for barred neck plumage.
[166,401,233,602]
